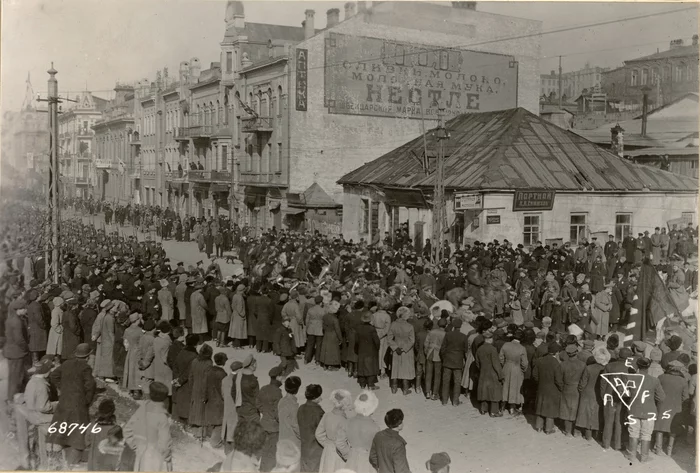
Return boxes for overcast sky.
[1,1,697,110]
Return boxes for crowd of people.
[0,195,697,472]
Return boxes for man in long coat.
[229,284,248,347]
[25,290,47,363]
[254,288,274,353]
[157,279,174,323]
[439,318,469,406]
[532,342,563,434]
[48,343,96,467]
[282,290,305,353]
[372,301,392,378]
[559,344,586,435]
[152,322,173,401]
[190,283,210,344]
[388,307,415,395]
[5,297,31,403]
[92,301,115,380]
[123,382,173,472]
[204,352,228,447]
[354,312,381,389]
[185,343,212,434]
[138,320,156,393]
[172,334,198,423]
[298,384,324,473]
[175,274,188,331]
[475,331,504,415]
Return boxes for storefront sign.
[324,33,518,119]
[454,193,482,210]
[296,48,308,111]
[512,190,555,211]
[486,215,501,225]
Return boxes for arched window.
[210,101,215,126]
[675,64,685,82]
[277,85,283,116]
[641,69,648,85]
[652,67,660,84]
[630,69,638,86]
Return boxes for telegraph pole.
[47,64,60,282]
[431,107,449,264]
[38,64,76,282]
[558,56,563,109]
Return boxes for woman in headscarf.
[46,296,64,360]
[92,299,116,381]
[336,390,380,473]
[122,312,144,398]
[231,354,260,424]
[315,389,352,473]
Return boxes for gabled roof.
[338,107,697,193]
[291,182,340,208]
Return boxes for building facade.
[562,63,608,100]
[540,70,564,100]
[602,36,699,108]
[338,108,697,246]
[289,1,541,208]
[57,91,107,198]
[92,85,135,202]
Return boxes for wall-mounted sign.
[324,32,518,119]
[512,190,555,212]
[454,193,482,210]
[486,215,501,225]
[295,49,308,111]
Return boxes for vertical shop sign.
[296,48,308,111]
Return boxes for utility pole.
[38,64,77,282]
[47,64,60,283]
[431,107,449,264]
[558,56,563,109]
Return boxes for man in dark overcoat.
[297,384,324,473]
[254,287,274,353]
[172,334,198,424]
[354,312,380,389]
[439,318,469,406]
[475,331,504,416]
[532,342,563,434]
[559,344,586,435]
[47,343,96,467]
[600,344,634,450]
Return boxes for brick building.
[602,36,699,109]
[289,1,541,207]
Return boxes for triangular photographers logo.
[600,373,646,410]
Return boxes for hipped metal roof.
[337,107,697,193]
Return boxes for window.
[266,143,272,172]
[569,213,587,244]
[276,143,282,173]
[226,52,233,73]
[630,70,638,86]
[523,214,540,246]
[361,199,370,234]
[615,213,632,241]
[221,145,227,170]
[641,69,648,85]
[675,65,685,82]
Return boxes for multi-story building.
[562,64,608,100]
[2,75,50,177]
[57,91,108,198]
[92,84,135,202]
[602,36,699,108]
[540,70,565,100]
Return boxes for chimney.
[326,8,340,28]
[550,70,555,76]
[233,6,245,29]
[304,9,315,40]
[610,124,624,158]
[641,87,651,138]
[189,58,201,82]
[344,2,356,19]
[693,34,698,46]
[357,1,367,12]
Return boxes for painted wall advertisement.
[296,48,308,111]
[324,32,518,119]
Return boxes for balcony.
[94,159,113,169]
[241,116,273,133]
[75,176,89,185]
[175,125,214,140]
[77,130,95,138]
[211,170,231,182]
